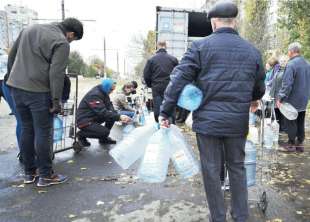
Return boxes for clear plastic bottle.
[109,124,158,169]
[53,115,63,143]
[138,128,171,183]
[169,130,200,179]
[279,102,298,120]
[271,120,279,142]
[264,121,274,149]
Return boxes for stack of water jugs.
[110,84,202,183]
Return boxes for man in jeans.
[7,18,83,187]
[160,2,265,221]
[143,41,178,123]
[277,42,310,152]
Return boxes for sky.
[0,0,206,73]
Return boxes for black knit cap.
[207,1,238,19]
[61,17,84,40]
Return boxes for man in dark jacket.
[143,41,178,122]
[277,42,310,152]
[160,2,265,221]
[77,78,131,147]
[7,18,83,187]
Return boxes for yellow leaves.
[67,160,74,164]
[37,190,47,194]
[80,167,88,171]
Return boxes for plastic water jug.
[271,120,279,142]
[109,124,158,169]
[122,123,135,134]
[264,121,274,149]
[248,126,259,145]
[142,105,149,116]
[249,113,256,125]
[169,125,200,179]
[138,128,171,183]
[177,84,203,111]
[279,102,298,120]
[245,140,256,186]
[53,116,63,142]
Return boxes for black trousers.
[196,134,248,222]
[153,94,175,123]
[78,120,114,140]
[274,108,285,131]
[284,111,306,144]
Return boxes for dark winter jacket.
[278,56,310,111]
[160,27,265,137]
[269,67,285,99]
[76,85,120,128]
[143,48,178,97]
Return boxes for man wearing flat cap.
[160,1,265,221]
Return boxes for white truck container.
[156,6,213,60]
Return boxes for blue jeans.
[2,81,22,150]
[119,110,135,118]
[11,88,53,177]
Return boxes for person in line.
[76,78,131,147]
[7,18,84,187]
[265,56,279,89]
[269,55,288,132]
[159,2,265,221]
[277,42,310,153]
[112,82,136,118]
[143,40,178,122]
[1,37,23,162]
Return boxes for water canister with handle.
[279,102,298,120]
[245,140,256,187]
[53,116,63,143]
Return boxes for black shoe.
[24,173,38,184]
[78,135,91,147]
[37,174,68,187]
[99,137,116,145]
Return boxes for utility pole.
[61,0,65,21]
[103,37,107,78]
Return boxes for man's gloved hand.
[135,110,139,114]
[50,99,61,114]
[120,115,132,123]
[159,116,170,128]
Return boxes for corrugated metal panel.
[157,10,188,60]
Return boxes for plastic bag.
[53,116,63,143]
[138,128,171,183]
[279,102,298,120]
[109,124,158,169]
[177,84,203,111]
[169,125,200,179]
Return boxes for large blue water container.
[53,116,63,143]
[177,84,203,111]
[245,141,256,187]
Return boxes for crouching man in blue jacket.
[76,78,131,147]
[159,2,265,222]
